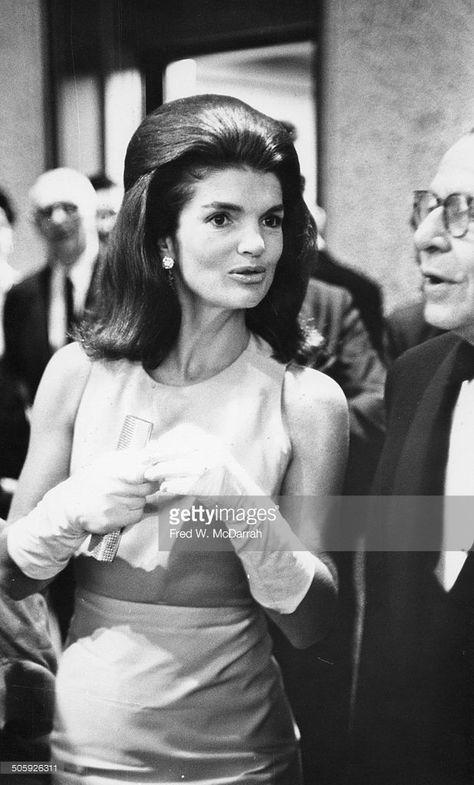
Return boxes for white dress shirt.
[48,238,98,351]
[442,378,474,590]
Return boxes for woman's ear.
[157,237,175,259]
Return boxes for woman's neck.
[152,309,250,386]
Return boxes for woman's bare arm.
[266,365,349,648]
[0,343,91,598]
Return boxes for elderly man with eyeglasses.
[352,132,474,785]
[3,168,100,409]
[2,169,101,649]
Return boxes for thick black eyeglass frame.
[412,190,474,238]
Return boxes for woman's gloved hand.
[64,448,158,534]
[143,425,263,499]
[7,448,158,580]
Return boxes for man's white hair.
[29,167,98,219]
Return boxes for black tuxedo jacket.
[3,260,99,404]
[384,298,445,364]
[352,332,473,785]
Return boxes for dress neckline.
[141,333,269,390]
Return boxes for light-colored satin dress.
[52,335,302,784]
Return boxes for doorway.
[163,41,317,206]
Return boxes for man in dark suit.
[2,168,101,643]
[272,280,385,785]
[0,189,30,517]
[313,246,385,358]
[0,170,101,765]
[352,132,474,785]
[384,295,444,363]
[308,204,385,358]
[3,167,100,406]
[301,278,386,495]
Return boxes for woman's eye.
[263,214,283,228]
[209,213,230,227]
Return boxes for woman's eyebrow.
[201,201,243,211]
[263,203,284,213]
[200,202,284,213]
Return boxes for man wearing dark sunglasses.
[353,132,474,785]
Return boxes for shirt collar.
[50,233,99,311]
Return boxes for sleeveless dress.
[51,335,302,784]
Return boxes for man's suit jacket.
[384,298,444,364]
[301,278,386,495]
[352,332,473,785]
[0,362,30,509]
[312,248,385,358]
[2,259,100,642]
[3,261,99,405]
[272,281,386,785]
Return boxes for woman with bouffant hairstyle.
[81,94,314,367]
[1,95,348,783]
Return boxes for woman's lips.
[228,266,266,284]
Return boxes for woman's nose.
[414,206,451,253]
[237,224,265,256]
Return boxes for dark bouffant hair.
[80,94,316,368]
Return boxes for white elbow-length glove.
[7,449,156,580]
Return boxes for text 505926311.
[0,762,58,774]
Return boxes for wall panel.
[0,0,47,273]
[320,0,474,310]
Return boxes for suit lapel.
[84,255,100,310]
[37,266,53,353]
[39,265,52,312]
[393,339,474,495]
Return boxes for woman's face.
[165,166,284,313]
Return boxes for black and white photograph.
[0,2,472,783]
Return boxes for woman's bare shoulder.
[281,365,349,496]
[43,340,91,379]
[284,363,348,420]
[32,342,93,425]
